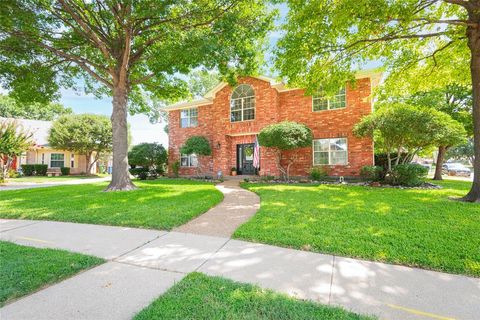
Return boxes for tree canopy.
[354,103,466,170]
[276,0,479,201]
[258,121,313,150]
[258,121,313,180]
[0,0,274,191]
[128,142,167,173]
[0,95,72,121]
[48,114,112,174]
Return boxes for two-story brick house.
[164,71,382,178]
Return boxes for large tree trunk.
[463,15,480,202]
[433,146,446,181]
[105,83,136,191]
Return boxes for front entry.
[236,143,256,175]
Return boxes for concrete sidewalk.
[0,176,111,191]
[1,219,479,320]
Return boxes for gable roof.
[163,70,383,111]
[0,117,52,146]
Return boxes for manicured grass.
[0,179,223,230]
[135,273,373,320]
[7,175,106,183]
[235,180,480,277]
[0,241,103,306]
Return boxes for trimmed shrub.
[359,165,383,182]
[309,167,328,181]
[34,164,48,176]
[60,167,70,176]
[138,171,148,180]
[129,167,149,177]
[21,164,35,176]
[390,164,428,187]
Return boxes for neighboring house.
[2,118,97,175]
[164,71,382,178]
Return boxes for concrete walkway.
[174,179,260,237]
[1,219,479,320]
[0,176,111,191]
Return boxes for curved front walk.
[1,219,478,320]
[174,179,260,237]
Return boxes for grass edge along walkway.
[0,241,104,306]
[0,179,224,231]
[134,272,374,320]
[234,179,480,277]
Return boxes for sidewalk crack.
[0,220,43,233]
[194,237,231,272]
[112,231,168,261]
[328,255,335,305]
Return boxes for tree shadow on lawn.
[235,183,480,276]
[0,180,223,230]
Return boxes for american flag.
[253,135,260,169]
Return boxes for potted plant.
[231,167,237,176]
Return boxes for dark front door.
[237,143,256,175]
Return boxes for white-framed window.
[71,153,75,168]
[180,153,198,167]
[180,108,198,128]
[313,138,348,165]
[230,84,255,122]
[41,153,45,164]
[312,87,346,111]
[50,153,65,168]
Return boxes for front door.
[237,143,256,175]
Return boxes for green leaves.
[128,143,167,170]
[275,0,470,93]
[258,121,313,150]
[0,0,275,110]
[48,114,112,156]
[180,135,212,156]
[354,103,467,155]
[0,94,72,121]
[0,119,33,158]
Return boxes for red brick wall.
[168,77,373,177]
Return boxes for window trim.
[50,153,65,168]
[180,108,198,128]
[312,87,347,112]
[230,84,255,122]
[312,138,348,166]
[180,153,198,167]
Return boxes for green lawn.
[0,241,103,306]
[0,179,223,230]
[135,273,373,320]
[7,174,107,183]
[235,180,480,277]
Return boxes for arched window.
[230,84,255,122]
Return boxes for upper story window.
[230,84,255,122]
[313,138,348,165]
[180,108,198,128]
[312,87,346,111]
